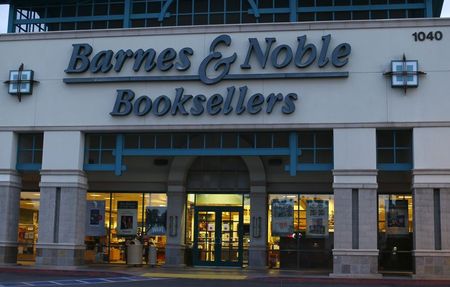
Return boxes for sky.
[0,1,449,33]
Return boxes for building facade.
[0,0,449,279]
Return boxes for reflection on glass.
[378,194,413,272]
[221,211,240,262]
[268,194,334,270]
[197,211,216,262]
[84,192,167,265]
[18,192,40,262]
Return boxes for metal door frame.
[193,206,243,267]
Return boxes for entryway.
[193,206,244,267]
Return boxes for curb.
[0,267,129,278]
[257,277,450,286]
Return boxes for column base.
[0,243,18,265]
[164,244,186,267]
[35,244,85,266]
[414,250,450,278]
[248,246,267,269]
[330,249,381,278]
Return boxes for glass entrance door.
[194,207,243,266]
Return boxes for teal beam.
[289,132,298,176]
[425,0,433,17]
[289,0,297,22]
[115,134,124,176]
[15,15,124,25]
[7,4,15,33]
[247,0,260,18]
[123,0,131,28]
[122,148,291,157]
[158,0,174,22]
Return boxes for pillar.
[412,127,450,278]
[243,156,267,269]
[0,132,21,265]
[331,128,380,278]
[36,131,87,266]
[164,185,186,267]
[248,185,267,269]
[164,157,195,267]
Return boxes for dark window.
[17,133,44,167]
[377,130,412,169]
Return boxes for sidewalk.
[1,264,450,286]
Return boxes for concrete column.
[412,128,450,278]
[164,186,186,267]
[0,170,21,265]
[0,132,21,265]
[248,185,267,269]
[412,170,450,278]
[331,128,380,278]
[36,131,87,266]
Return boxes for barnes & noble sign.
[63,34,351,117]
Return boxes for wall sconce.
[4,63,38,102]
[169,215,178,237]
[383,54,426,93]
[252,216,262,238]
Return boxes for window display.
[268,194,334,270]
[84,192,167,264]
[378,194,413,272]
[18,192,40,262]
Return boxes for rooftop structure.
[2,0,445,33]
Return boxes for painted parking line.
[142,272,248,280]
[0,276,165,287]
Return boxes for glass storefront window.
[268,194,334,270]
[18,192,40,262]
[85,193,111,264]
[84,192,167,265]
[109,193,144,263]
[243,194,250,265]
[378,194,413,272]
[143,193,167,264]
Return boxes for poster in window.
[306,200,329,237]
[271,199,294,236]
[117,201,138,236]
[86,200,106,236]
[386,200,409,235]
[145,206,167,236]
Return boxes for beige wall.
[0,19,449,130]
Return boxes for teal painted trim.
[297,4,425,13]
[377,163,412,171]
[248,7,289,15]
[289,0,297,22]
[15,15,124,25]
[84,164,115,171]
[123,0,131,28]
[16,163,41,171]
[284,163,333,172]
[7,4,15,33]
[289,132,298,176]
[246,0,260,18]
[122,148,291,156]
[248,4,426,15]
[130,13,163,20]
[425,0,433,17]
[158,0,174,21]
[115,134,124,176]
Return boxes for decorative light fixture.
[384,54,426,93]
[4,63,38,102]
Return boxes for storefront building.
[0,0,449,279]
